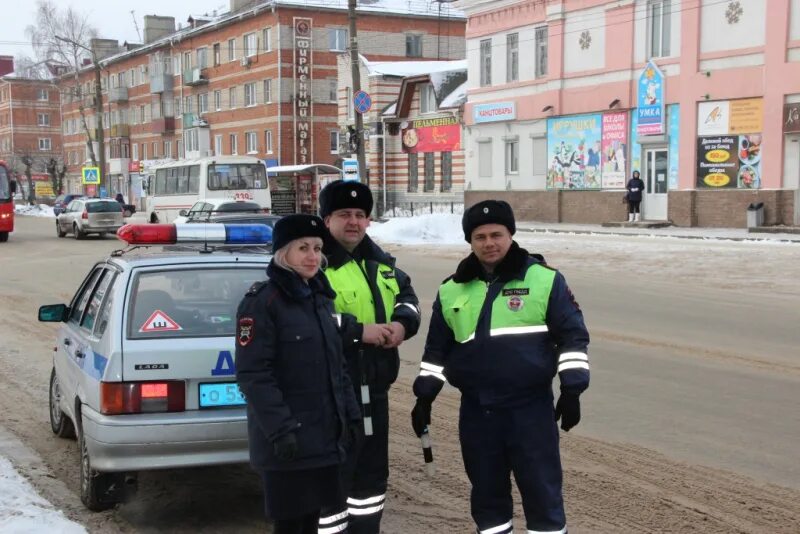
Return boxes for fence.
[380,201,464,218]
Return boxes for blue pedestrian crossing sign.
[82,166,101,185]
[353,90,372,114]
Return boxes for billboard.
[401,116,461,153]
[546,114,602,189]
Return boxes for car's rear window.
[217,201,261,212]
[87,201,122,213]
[127,267,266,339]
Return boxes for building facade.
[459,0,800,227]
[58,0,465,206]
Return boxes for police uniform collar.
[325,234,395,269]
[453,241,535,283]
[267,261,336,300]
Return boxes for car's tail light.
[262,207,270,214]
[82,210,88,220]
[100,381,185,414]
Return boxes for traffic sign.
[353,90,372,114]
[81,166,100,185]
[342,158,359,182]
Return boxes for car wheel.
[73,223,85,240]
[0,232,8,242]
[98,233,107,239]
[49,368,75,439]
[79,424,116,512]
[149,213,159,224]
[56,223,66,238]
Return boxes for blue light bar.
[224,223,273,244]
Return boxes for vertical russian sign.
[294,18,313,165]
[637,60,665,136]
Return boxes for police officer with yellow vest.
[411,200,590,534]
[317,180,421,534]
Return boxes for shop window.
[648,0,671,58]
[506,33,518,83]
[441,152,452,192]
[505,140,519,174]
[424,152,435,192]
[408,153,418,192]
[478,141,492,178]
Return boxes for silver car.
[39,234,270,511]
[56,198,124,239]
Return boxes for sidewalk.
[515,221,800,243]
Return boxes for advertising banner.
[402,116,461,153]
[668,104,680,189]
[729,98,763,134]
[637,61,665,136]
[696,136,739,188]
[783,103,800,134]
[293,17,313,165]
[696,99,762,188]
[601,112,628,189]
[736,134,762,189]
[547,114,602,189]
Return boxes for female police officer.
[236,214,361,534]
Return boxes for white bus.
[144,156,271,223]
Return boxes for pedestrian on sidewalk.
[235,214,362,534]
[411,200,591,534]
[626,170,645,222]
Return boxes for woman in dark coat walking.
[236,214,362,534]
[626,170,645,222]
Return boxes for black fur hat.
[462,200,516,242]
[319,180,373,217]
[271,214,326,252]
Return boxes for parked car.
[173,199,266,224]
[187,212,281,228]
[53,194,84,216]
[39,222,272,511]
[56,198,124,239]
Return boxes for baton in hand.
[420,427,434,476]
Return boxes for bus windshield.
[0,166,10,201]
[207,164,267,191]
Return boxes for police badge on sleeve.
[238,317,254,347]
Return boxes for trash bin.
[746,202,764,228]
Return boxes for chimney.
[90,38,120,60]
[144,15,176,44]
[0,55,14,77]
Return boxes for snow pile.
[0,456,86,533]
[370,213,464,245]
[14,204,56,218]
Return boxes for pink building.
[459,0,800,227]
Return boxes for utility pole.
[348,0,367,185]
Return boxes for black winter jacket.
[626,177,645,202]
[235,262,361,471]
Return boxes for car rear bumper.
[80,404,249,472]
[82,224,123,233]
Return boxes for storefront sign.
[402,116,461,153]
[34,181,54,197]
[293,17,313,165]
[697,98,762,188]
[473,102,516,123]
[784,103,800,134]
[729,98,763,134]
[697,136,738,188]
[637,61,665,136]
[601,112,628,189]
[546,114,602,190]
[668,104,680,189]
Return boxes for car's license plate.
[199,382,246,408]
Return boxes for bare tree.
[47,157,68,196]
[13,55,49,79]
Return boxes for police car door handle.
[74,349,85,359]
[63,338,71,346]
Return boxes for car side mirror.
[9,180,17,194]
[179,210,188,217]
[39,304,69,322]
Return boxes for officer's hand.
[554,393,581,432]
[383,321,406,349]
[411,398,432,438]
[273,432,298,461]
[362,323,392,346]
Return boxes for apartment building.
[459,0,800,227]
[59,0,465,200]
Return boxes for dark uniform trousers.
[460,396,566,534]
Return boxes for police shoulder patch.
[381,270,396,279]
[238,317,255,346]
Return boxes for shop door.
[644,148,668,221]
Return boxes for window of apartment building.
[181,52,191,73]
[100,78,107,91]
[230,134,238,155]
[185,129,199,153]
[265,130,273,153]
[139,65,147,84]
[173,55,181,74]
[183,96,193,114]
[648,0,671,58]
[164,141,172,158]
[177,139,183,159]
[263,79,272,103]
[480,39,492,87]
[215,135,223,155]
[213,43,221,66]
[152,141,159,158]
[423,152,435,192]
[441,152,452,192]
[535,27,548,77]
[244,33,258,57]
[228,38,236,61]
[507,33,519,83]
[478,141,492,178]
[406,34,422,58]
[132,143,138,161]
[330,131,339,153]
[329,28,347,52]
[37,88,48,101]
[246,131,258,153]
[103,112,110,127]
[505,139,519,174]
[197,47,208,69]
[346,87,353,119]
[532,137,547,176]
[38,138,51,151]
[37,113,50,126]
[198,93,209,114]
[408,153,418,192]
[262,27,272,52]
[174,97,181,115]
[214,90,222,111]
[244,82,257,107]
[420,83,436,114]
[142,143,148,160]
[227,87,238,109]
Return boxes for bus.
[0,161,16,242]
[144,156,271,223]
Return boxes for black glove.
[411,398,432,438]
[554,393,581,432]
[273,432,298,461]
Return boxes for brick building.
[58,0,465,204]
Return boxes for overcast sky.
[4,0,226,60]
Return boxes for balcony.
[182,67,208,86]
[182,113,208,128]
[109,158,131,175]
[150,72,174,94]
[110,124,130,138]
[152,116,176,134]
[109,86,128,103]
[88,128,101,140]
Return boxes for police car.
[38,223,272,511]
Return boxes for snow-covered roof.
[364,58,467,78]
[439,80,467,109]
[276,0,464,18]
[382,102,398,117]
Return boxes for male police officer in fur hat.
[317,180,421,534]
[411,200,590,534]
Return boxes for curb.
[516,226,800,244]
